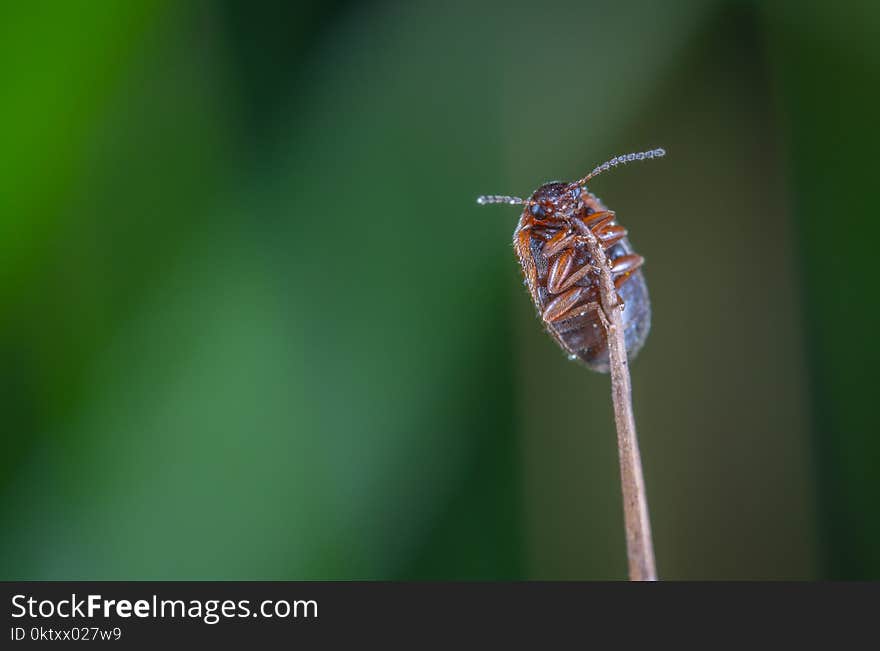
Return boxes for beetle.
[476,148,664,372]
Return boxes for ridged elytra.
[476,148,664,372]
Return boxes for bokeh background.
[2,0,878,580]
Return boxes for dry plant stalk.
[577,222,657,581]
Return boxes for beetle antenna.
[476,194,526,206]
[573,148,666,187]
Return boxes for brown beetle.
[477,148,664,372]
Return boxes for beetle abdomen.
[527,233,650,372]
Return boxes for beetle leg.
[614,273,635,291]
[550,298,603,325]
[589,216,616,234]
[542,286,589,322]
[595,224,627,248]
[542,222,622,265]
[548,257,600,294]
[547,249,574,294]
[612,254,644,297]
[542,287,601,323]
[581,210,616,227]
[546,232,604,294]
[542,229,577,258]
[611,253,644,276]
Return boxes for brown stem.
[577,221,657,581]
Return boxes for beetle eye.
[530,203,547,218]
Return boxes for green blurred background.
[1,0,878,580]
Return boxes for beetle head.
[527,182,581,220]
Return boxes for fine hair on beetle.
[477,148,666,372]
